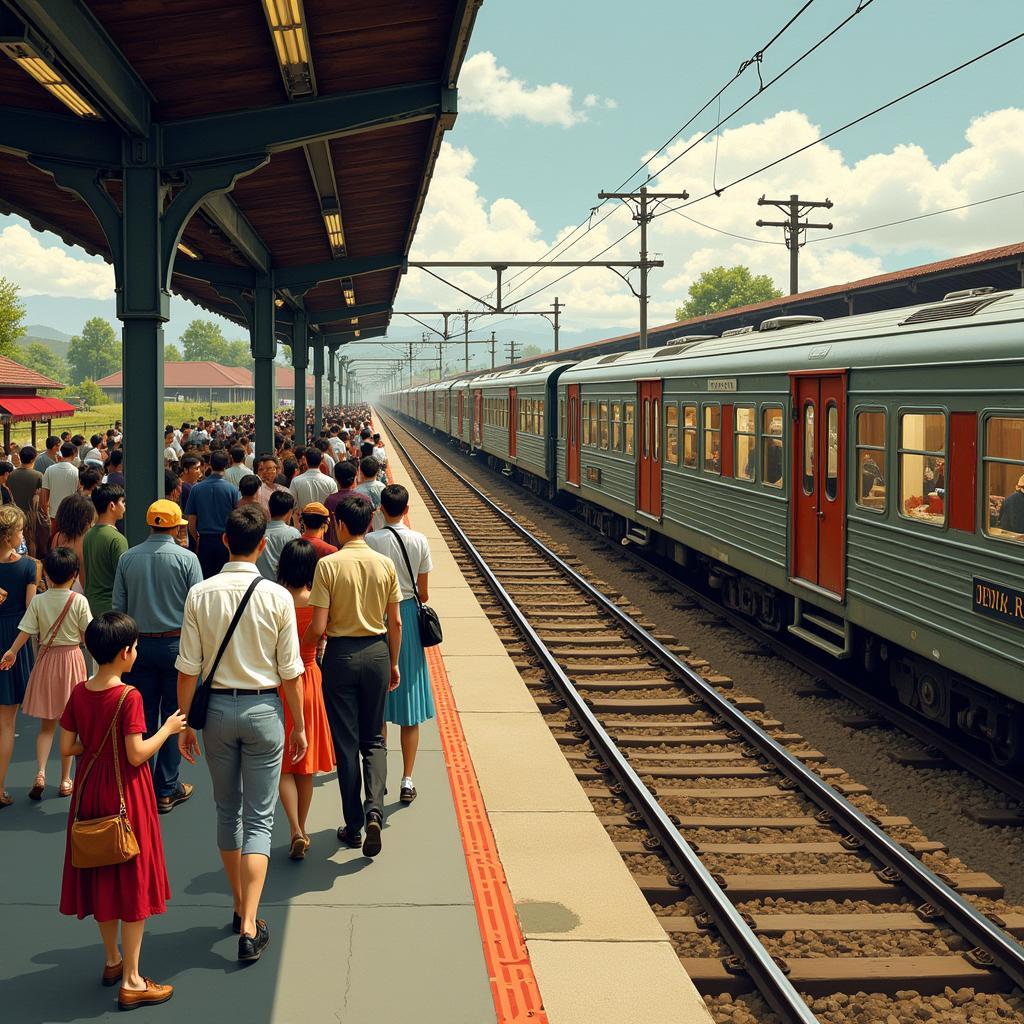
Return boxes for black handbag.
[384,527,443,648]
[186,577,262,729]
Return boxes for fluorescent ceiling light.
[1,41,98,118]
[322,208,344,252]
[176,242,200,260]
[262,0,315,98]
[342,279,356,306]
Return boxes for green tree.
[222,339,252,368]
[675,265,782,320]
[164,342,183,361]
[67,317,119,384]
[181,319,229,362]
[16,342,67,384]
[58,379,104,407]
[0,276,27,359]
[521,344,542,359]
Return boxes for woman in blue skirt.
[365,484,433,804]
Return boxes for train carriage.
[451,377,474,444]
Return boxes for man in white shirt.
[224,446,249,485]
[176,505,306,964]
[364,483,433,803]
[289,447,335,508]
[40,442,81,521]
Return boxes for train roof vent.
[759,315,825,332]
[943,286,996,301]
[665,333,718,345]
[721,325,755,337]
[597,353,626,365]
[900,292,1006,326]
[654,340,706,358]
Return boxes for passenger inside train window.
[682,405,697,469]
[735,406,756,481]
[598,402,609,449]
[761,407,783,487]
[898,411,946,526]
[984,415,1024,542]
[665,405,679,464]
[624,402,635,456]
[855,409,886,510]
[703,405,721,474]
[611,403,622,451]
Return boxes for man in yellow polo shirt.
[305,495,401,858]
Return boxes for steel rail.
[380,413,819,1024]
[381,410,1024,994]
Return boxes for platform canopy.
[0,0,481,540]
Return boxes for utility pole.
[463,311,470,373]
[508,338,518,366]
[489,331,496,369]
[756,194,834,294]
[598,186,689,348]
[407,339,414,387]
[552,297,563,351]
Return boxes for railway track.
[378,410,1024,1024]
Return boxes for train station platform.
[0,417,711,1024]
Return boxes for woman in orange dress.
[276,539,335,860]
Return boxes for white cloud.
[406,108,1024,343]
[459,52,614,127]
[0,223,114,300]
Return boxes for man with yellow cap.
[1000,474,1024,535]
[112,499,203,813]
[300,502,338,560]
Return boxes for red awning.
[0,397,76,422]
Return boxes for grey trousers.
[203,691,284,856]
[321,635,389,832]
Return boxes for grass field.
[8,401,265,444]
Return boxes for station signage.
[707,378,737,392]
[972,577,1024,629]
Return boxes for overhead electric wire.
[500,0,876,306]
[493,0,828,300]
[509,31,1024,305]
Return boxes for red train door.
[637,380,662,518]
[457,391,464,436]
[509,387,518,458]
[791,372,846,596]
[473,390,482,445]
[566,384,581,485]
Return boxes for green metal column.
[119,163,168,546]
[328,346,336,408]
[312,332,324,436]
[293,311,308,445]
[252,276,276,455]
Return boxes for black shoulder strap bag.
[187,576,262,729]
[384,527,443,648]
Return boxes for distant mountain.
[21,324,72,359]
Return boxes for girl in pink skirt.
[1,547,91,799]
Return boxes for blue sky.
[3,0,1024,380]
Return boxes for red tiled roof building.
[96,362,315,404]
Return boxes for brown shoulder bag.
[70,686,141,869]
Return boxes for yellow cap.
[302,501,330,517]
[147,499,185,528]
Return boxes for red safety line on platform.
[373,416,548,1023]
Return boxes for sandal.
[59,779,73,797]
[28,772,45,801]
[289,835,309,861]
[0,791,12,808]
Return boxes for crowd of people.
[0,405,436,1010]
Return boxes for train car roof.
[560,288,1024,382]
[470,361,573,388]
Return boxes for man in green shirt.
[83,483,128,616]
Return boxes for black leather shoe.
[362,815,382,858]
[238,919,269,962]
[400,783,417,804]
[337,825,361,848]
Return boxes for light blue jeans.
[203,691,284,857]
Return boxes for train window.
[611,403,622,451]
[683,405,697,469]
[582,401,591,446]
[898,411,946,527]
[735,406,756,481]
[825,402,839,501]
[538,402,544,436]
[642,399,650,458]
[598,401,609,449]
[702,405,721,474]
[983,415,1024,544]
[624,402,635,456]
[802,403,815,495]
[589,402,598,450]
[665,405,679,464]
[518,400,526,432]
[855,409,886,512]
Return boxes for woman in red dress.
[59,612,187,1011]
[276,540,335,860]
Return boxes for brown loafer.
[102,961,123,987]
[118,978,173,1011]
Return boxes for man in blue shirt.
[185,449,241,578]
[112,499,203,813]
